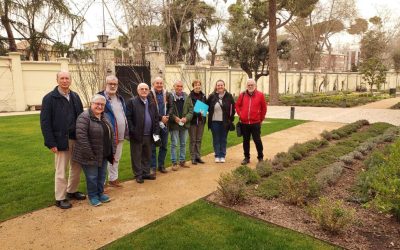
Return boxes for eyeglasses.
[108,83,118,87]
[139,88,149,91]
[93,102,105,107]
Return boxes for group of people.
[40,71,267,208]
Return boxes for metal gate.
[115,59,151,101]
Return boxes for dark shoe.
[143,174,156,180]
[179,161,190,168]
[257,157,264,162]
[158,167,168,173]
[172,164,179,171]
[136,177,144,184]
[196,158,205,164]
[191,159,198,165]
[108,180,123,188]
[56,199,72,209]
[241,158,250,165]
[67,191,86,200]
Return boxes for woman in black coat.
[206,79,235,163]
[73,94,115,207]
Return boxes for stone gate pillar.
[95,48,115,88]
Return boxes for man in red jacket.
[235,79,267,165]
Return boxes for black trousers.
[241,122,264,160]
[130,135,152,178]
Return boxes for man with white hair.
[126,83,160,183]
[148,77,171,174]
[40,71,86,209]
[235,79,267,165]
[98,75,128,188]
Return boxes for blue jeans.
[82,159,107,200]
[151,128,169,170]
[170,129,188,164]
[211,121,228,158]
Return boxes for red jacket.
[235,90,267,124]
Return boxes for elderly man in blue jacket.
[40,71,86,209]
[98,75,128,188]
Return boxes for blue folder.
[193,100,209,117]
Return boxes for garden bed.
[209,121,400,250]
[277,92,390,107]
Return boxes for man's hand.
[181,117,187,123]
[174,117,181,123]
[161,115,169,124]
[51,147,58,153]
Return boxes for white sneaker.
[220,157,226,163]
[215,157,220,163]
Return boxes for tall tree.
[0,0,17,52]
[11,0,71,60]
[223,0,316,81]
[285,0,356,70]
[268,0,278,105]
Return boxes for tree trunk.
[189,20,196,65]
[210,51,216,66]
[0,1,17,52]
[268,0,279,105]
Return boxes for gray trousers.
[189,122,205,160]
[130,135,151,178]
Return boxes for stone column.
[146,51,166,82]
[8,52,26,111]
[95,48,115,89]
[56,57,70,71]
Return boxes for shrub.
[355,139,400,220]
[353,151,364,160]
[339,153,354,165]
[321,130,333,140]
[217,172,247,205]
[281,176,319,206]
[331,133,340,140]
[272,152,293,168]
[356,145,370,155]
[316,162,345,188]
[310,197,355,234]
[256,160,273,177]
[233,165,261,184]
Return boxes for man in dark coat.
[40,71,86,209]
[126,83,160,183]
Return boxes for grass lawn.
[102,199,339,250]
[0,114,304,222]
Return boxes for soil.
[208,143,400,250]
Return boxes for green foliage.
[355,139,400,220]
[321,130,333,140]
[217,172,247,205]
[360,57,387,92]
[272,152,294,168]
[258,122,393,201]
[233,165,261,184]
[255,160,273,177]
[316,162,344,188]
[222,0,316,81]
[310,197,355,234]
[279,92,389,107]
[339,153,354,165]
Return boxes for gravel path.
[0,121,343,250]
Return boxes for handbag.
[236,122,242,137]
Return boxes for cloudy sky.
[72,0,400,47]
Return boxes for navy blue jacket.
[98,90,128,140]
[40,87,83,151]
[126,96,160,143]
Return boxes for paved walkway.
[267,97,400,125]
[0,121,343,250]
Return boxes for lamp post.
[97,0,108,48]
